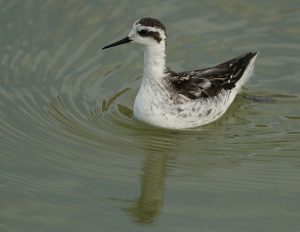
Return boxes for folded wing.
[168,52,257,99]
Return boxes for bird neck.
[143,42,166,84]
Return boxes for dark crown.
[136,17,166,32]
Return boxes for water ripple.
[1,1,300,230]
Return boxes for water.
[1,0,300,231]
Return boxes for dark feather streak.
[166,52,257,100]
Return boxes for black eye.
[138,29,148,35]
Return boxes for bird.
[102,17,258,129]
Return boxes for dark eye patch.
[138,29,148,36]
[137,29,162,43]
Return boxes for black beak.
[102,36,132,50]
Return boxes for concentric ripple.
[1,1,300,231]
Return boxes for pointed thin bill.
[102,36,132,50]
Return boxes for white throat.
[133,41,169,125]
[143,42,166,84]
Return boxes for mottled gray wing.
[169,52,256,99]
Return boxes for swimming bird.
[102,17,258,129]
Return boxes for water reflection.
[47,92,250,224]
[123,93,277,224]
[49,93,175,223]
[127,140,170,223]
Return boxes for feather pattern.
[166,52,257,99]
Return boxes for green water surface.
[1,0,300,231]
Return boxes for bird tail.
[235,52,258,89]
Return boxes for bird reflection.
[126,130,176,224]
[124,94,253,224]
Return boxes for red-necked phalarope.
[103,17,258,129]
